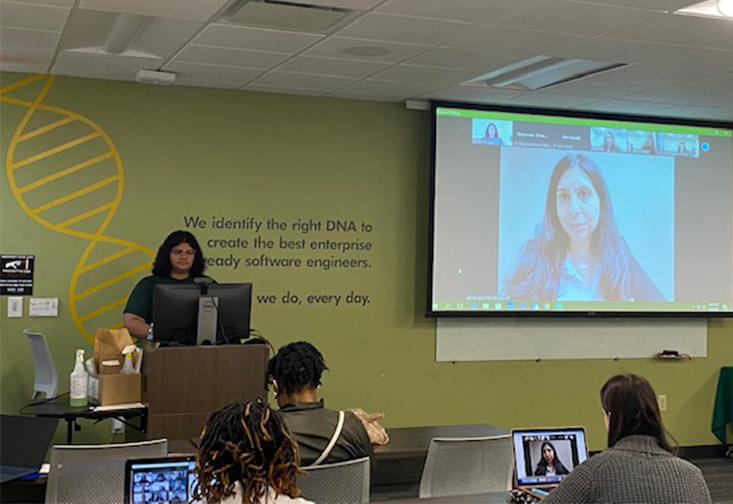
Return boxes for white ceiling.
[2,0,733,120]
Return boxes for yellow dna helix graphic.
[1,74,155,342]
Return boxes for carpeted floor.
[694,457,733,504]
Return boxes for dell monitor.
[152,282,252,345]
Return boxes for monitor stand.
[197,296,218,345]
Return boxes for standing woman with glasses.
[123,230,211,340]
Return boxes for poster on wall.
[1,255,35,295]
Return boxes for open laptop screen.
[124,456,197,504]
[512,427,588,487]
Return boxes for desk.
[22,398,147,443]
[712,366,733,446]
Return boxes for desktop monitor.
[153,282,252,345]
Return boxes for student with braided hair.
[266,341,373,467]
[193,399,313,504]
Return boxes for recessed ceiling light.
[676,0,733,19]
[341,46,392,57]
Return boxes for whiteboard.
[436,318,707,361]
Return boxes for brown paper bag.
[348,408,390,446]
[93,328,134,372]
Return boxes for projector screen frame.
[428,100,733,319]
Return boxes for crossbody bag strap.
[311,410,345,466]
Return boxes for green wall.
[1,72,731,450]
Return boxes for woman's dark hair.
[193,399,300,504]
[502,154,633,300]
[152,230,206,278]
[485,123,498,138]
[266,341,328,396]
[536,441,558,469]
[601,374,675,454]
[603,132,616,152]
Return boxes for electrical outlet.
[7,297,23,318]
[658,394,667,411]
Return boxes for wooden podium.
[142,344,268,440]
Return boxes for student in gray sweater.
[544,374,711,503]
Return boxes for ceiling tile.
[548,79,649,100]
[174,78,243,90]
[329,79,441,100]
[405,48,518,71]
[580,64,710,89]
[78,0,230,21]
[371,64,476,86]
[174,45,290,70]
[275,55,391,78]
[549,38,691,63]
[193,24,324,53]
[446,27,586,58]
[419,85,525,104]
[249,70,355,91]
[0,2,69,32]
[497,0,660,37]
[563,0,704,12]
[131,18,205,59]
[53,51,164,81]
[162,61,263,84]
[644,47,733,73]
[244,84,327,97]
[305,36,429,62]
[288,0,385,8]
[0,55,53,73]
[0,0,75,7]
[375,0,541,24]
[606,13,733,46]
[0,26,60,52]
[335,12,478,46]
[503,92,601,109]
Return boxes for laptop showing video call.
[124,456,197,504]
[512,427,588,496]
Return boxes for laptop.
[0,415,58,483]
[511,427,588,499]
[124,455,198,504]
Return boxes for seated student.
[544,374,712,503]
[193,399,312,504]
[266,341,373,466]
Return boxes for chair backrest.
[297,456,370,504]
[45,439,168,504]
[23,329,58,399]
[419,434,513,499]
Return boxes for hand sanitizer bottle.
[70,349,88,407]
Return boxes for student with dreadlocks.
[266,341,373,467]
[193,398,313,504]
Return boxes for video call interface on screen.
[431,105,733,315]
[128,459,196,504]
[513,429,588,487]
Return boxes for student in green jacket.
[266,341,373,467]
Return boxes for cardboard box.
[89,328,142,405]
[98,373,141,405]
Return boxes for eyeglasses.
[171,248,196,256]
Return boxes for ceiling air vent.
[465,56,629,92]
[222,0,360,34]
